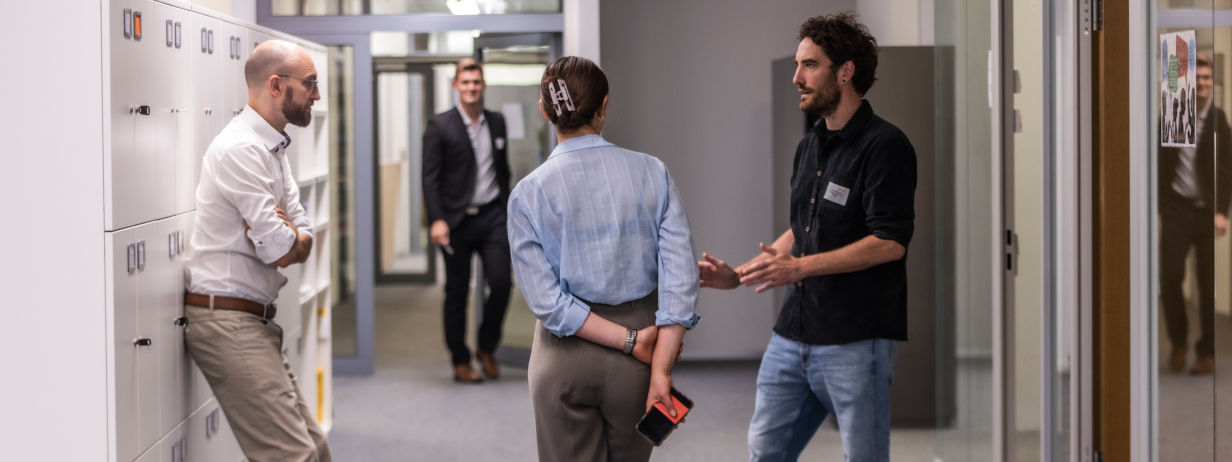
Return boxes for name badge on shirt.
[823,182,850,206]
[495,137,506,150]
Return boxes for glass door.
[474,32,558,361]
[373,57,439,283]
[1152,1,1220,461]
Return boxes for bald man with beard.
[183,39,330,461]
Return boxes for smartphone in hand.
[636,387,694,446]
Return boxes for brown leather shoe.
[477,350,500,380]
[1170,348,1187,373]
[1191,355,1214,375]
[453,363,483,383]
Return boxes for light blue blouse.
[507,135,701,337]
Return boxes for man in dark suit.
[1159,55,1232,375]
[422,58,512,383]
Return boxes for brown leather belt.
[184,293,277,320]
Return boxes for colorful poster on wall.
[1161,30,1198,148]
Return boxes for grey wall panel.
[600,0,857,360]
[865,46,955,426]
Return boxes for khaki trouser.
[184,305,331,462]
[528,293,657,462]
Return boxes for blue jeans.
[747,333,897,462]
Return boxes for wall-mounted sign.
[1161,30,1197,148]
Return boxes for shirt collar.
[458,106,486,127]
[238,105,292,154]
[815,99,875,140]
[547,134,612,159]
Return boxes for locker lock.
[134,105,151,116]
[134,338,153,347]
[174,317,188,327]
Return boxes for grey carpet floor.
[327,284,993,461]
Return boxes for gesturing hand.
[738,243,804,293]
[698,253,740,289]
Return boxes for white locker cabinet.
[156,213,193,436]
[221,22,247,120]
[108,0,150,231]
[189,13,223,215]
[109,224,143,462]
[146,0,185,220]
[160,4,195,216]
[186,401,244,462]
[109,217,174,461]
[95,2,334,460]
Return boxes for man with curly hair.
[699,13,916,461]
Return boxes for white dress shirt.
[186,106,314,304]
[460,107,500,206]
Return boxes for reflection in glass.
[327,45,359,358]
[1154,14,1217,461]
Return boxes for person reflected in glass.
[1159,55,1232,375]
[507,56,698,462]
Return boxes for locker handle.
[126,243,136,274]
[170,108,187,114]
[168,232,178,257]
[134,338,152,347]
[137,240,146,270]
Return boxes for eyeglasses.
[277,74,319,92]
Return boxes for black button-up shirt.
[774,100,917,345]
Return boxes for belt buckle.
[263,303,276,319]
[466,206,480,215]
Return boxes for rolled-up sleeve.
[861,136,916,248]
[507,184,592,337]
[279,155,315,243]
[216,144,298,264]
[655,165,701,329]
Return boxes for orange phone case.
[652,395,690,424]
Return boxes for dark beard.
[799,77,841,117]
[282,86,312,127]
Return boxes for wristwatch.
[622,327,637,355]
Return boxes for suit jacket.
[422,107,511,229]
[1159,105,1232,213]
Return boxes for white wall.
[0,1,107,459]
[599,0,858,359]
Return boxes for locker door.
[222,24,247,121]
[186,401,236,462]
[177,211,214,410]
[108,0,142,231]
[144,0,178,220]
[108,227,141,462]
[129,0,161,227]
[154,217,191,435]
[133,220,163,455]
[159,5,196,215]
[189,13,223,207]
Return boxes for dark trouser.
[442,201,512,365]
[1160,192,1216,356]
[528,293,657,462]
